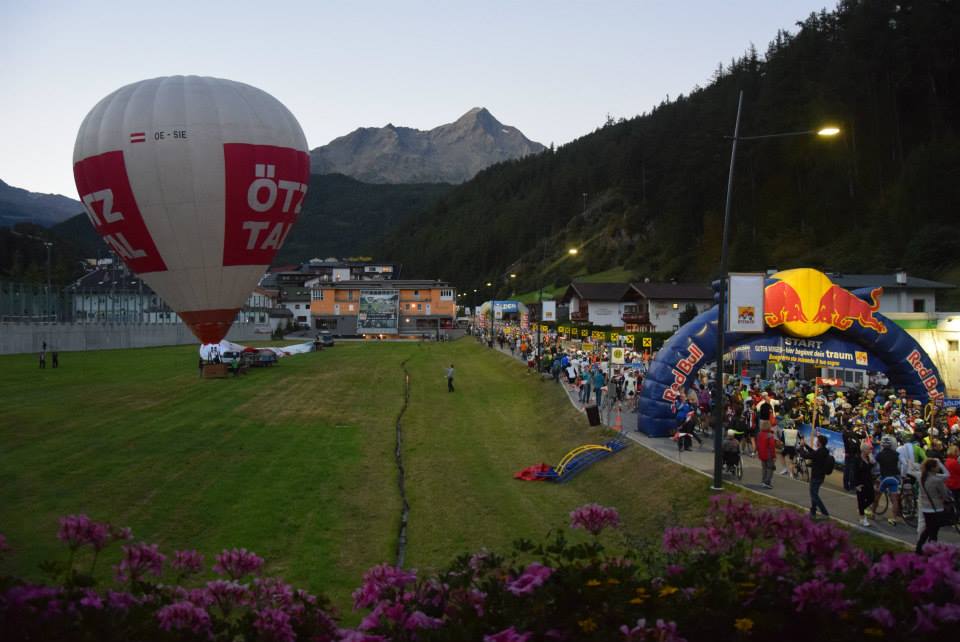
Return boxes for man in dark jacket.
[842,424,862,491]
[806,434,832,518]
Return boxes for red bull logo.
[762,268,887,338]
[811,285,886,333]
[763,280,808,327]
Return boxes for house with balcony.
[308,279,456,337]
[630,282,714,332]
[559,282,646,329]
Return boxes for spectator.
[805,434,832,519]
[757,421,777,489]
[945,444,960,505]
[916,458,952,553]
[854,441,876,527]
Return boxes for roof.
[561,282,636,303]
[309,279,453,289]
[827,273,956,290]
[67,268,153,294]
[631,282,713,300]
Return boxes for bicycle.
[873,476,918,527]
[794,455,810,483]
[900,476,918,528]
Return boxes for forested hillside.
[377,0,960,304]
[38,173,452,275]
[273,173,451,263]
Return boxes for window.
[294,304,300,310]
[913,299,925,313]
[348,304,354,311]
[417,304,422,311]
[440,289,453,300]
[311,289,324,301]
[949,340,959,352]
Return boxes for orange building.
[307,279,456,337]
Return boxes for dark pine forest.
[376,0,960,305]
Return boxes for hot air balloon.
[73,76,309,344]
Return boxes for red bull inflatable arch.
[638,268,946,437]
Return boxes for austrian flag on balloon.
[73,76,310,344]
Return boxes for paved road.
[483,340,959,548]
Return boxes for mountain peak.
[310,108,544,184]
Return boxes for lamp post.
[536,247,578,372]
[711,90,840,491]
[486,282,494,348]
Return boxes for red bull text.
[907,349,944,401]
[661,343,704,402]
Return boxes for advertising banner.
[726,334,883,370]
[358,290,399,334]
[727,273,765,333]
[542,300,557,321]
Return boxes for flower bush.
[1,497,958,640]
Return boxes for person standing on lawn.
[446,364,455,392]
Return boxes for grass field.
[1,338,721,612]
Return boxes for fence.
[0,280,270,355]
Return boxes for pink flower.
[213,547,264,579]
[171,549,204,575]
[506,562,553,596]
[405,610,444,631]
[352,564,417,609]
[792,579,849,613]
[106,591,139,611]
[253,607,295,642]
[337,630,387,642]
[484,626,532,642]
[78,589,103,610]
[254,577,296,608]
[114,542,165,583]
[570,503,621,536]
[866,607,895,628]
[620,618,685,641]
[156,601,211,633]
[205,579,251,609]
[57,515,112,551]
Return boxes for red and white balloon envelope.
[73,76,309,344]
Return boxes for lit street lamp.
[536,247,579,372]
[711,89,840,491]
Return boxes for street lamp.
[536,246,579,372]
[711,90,840,491]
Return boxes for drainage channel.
[394,358,412,567]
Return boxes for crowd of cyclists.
[676,365,960,550]
[472,324,958,549]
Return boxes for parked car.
[318,332,334,348]
[255,349,278,367]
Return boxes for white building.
[829,271,954,314]
[630,282,714,332]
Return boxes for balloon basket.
[202,363,229,379]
